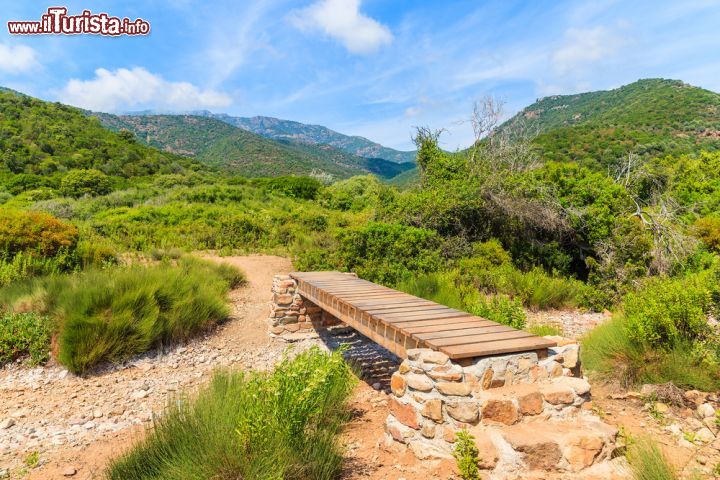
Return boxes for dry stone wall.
[268,274,340,335]
[385,346,620,475]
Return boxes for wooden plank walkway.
[290,271,556,360]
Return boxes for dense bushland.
[0,258,244,373]
[582,268,720,390]
[106,347,355,480]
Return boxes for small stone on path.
[62,466,77,476]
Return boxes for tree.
[60,169,112,198]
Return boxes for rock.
[273,293,293,305]
[389,397,420,430]
[372,382,382,391]
[696,427,715,443]
[655,402,670,414]
[421,351,449,365]
[436,382,471,396]
[132,389,149,399]
[640,384,658,396]
[556,377,591,396]
[421,399,443,422]
[93,409,104,419]
[390,373,406,397]
[685,390,708,406]
[562,348,579,369]
[546,361,563,377]
[406,349,423,361]
[408,440,453,460]
[427,365,463,382]
[406,374,433,392]
[0,418,15,430]
[697,403,715,419]
[518,391,545,416]
[62,466,77,476]
[0,468,8,478]
[385,415,415,443]
[421,421,436,439]
[398,361,411,374]
[446,400,479,423]
[83,421,95,429]
[471,430,499,469]
[482,399,519,425]
[564,435,605,471]
[503,428,562,470]
[541,385,576,405]
[697,455,708,465]
[481,368,494,389]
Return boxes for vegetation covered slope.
[0,91,197,182]
[96,113,414,179]
[198,112,417,164]
[503,78,720,167]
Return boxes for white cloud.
[552,26,628,74]
[58,67,232,112]
[289,0,392,54]
[0,43,39,74]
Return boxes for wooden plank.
[426,330,535,348]
[413,325,516,340]
[377,308,463,319]
[440,337,557,359]
[379,311,471,323]
[360,301,437,312]
[364,305,451,315]
[398,317,487,330]
[403,320,493,333]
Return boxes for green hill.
[501,78,720,167]
[195,112,417,164]
[0,90,196,183]
[96,113,414,179]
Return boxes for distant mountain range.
[95,113,415,179]
[192,112,417,164]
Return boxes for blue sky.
[1,0,719,150]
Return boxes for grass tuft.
[106,346,355,480]
[627,436,678,480]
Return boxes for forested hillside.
[197,112,417,164]
[0,91,198,193]
[96,113,414,179]
[504,78,720,166]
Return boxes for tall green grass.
[0,257,244,373]
[106,347,355,480]
[582,316,720,390]
[627,437,678,480]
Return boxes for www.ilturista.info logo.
[8,7,150,36]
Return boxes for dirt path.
[0,255,298,479]
[0,254,465,479]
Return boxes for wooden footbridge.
[290,271,556,359]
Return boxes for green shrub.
[60,169,113,198]
[335,222,442,285]
[453,429,481,480]
[623,271,717,347]
[106,347,355,480]
[693,216,720,252]
[3,258,244,374]
[252,176,322,200]
[0,208,78,256]
[466,293,527,330]
[0,312,52,366]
